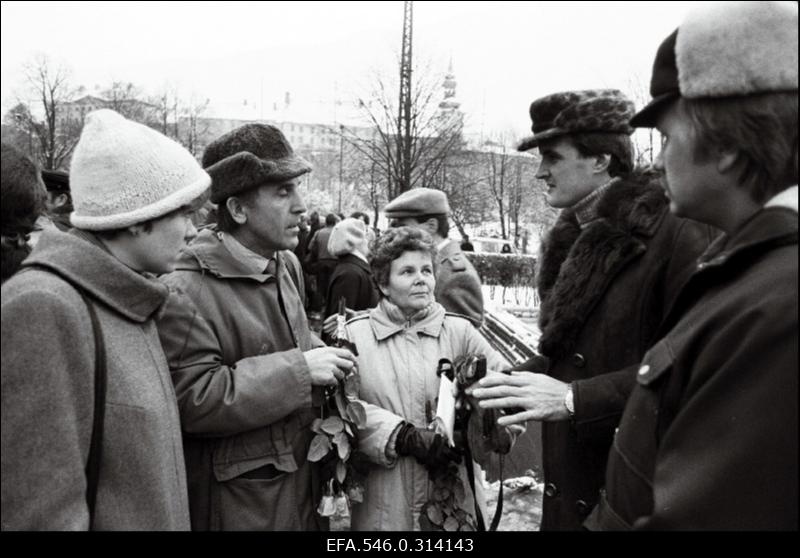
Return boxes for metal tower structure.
[396,0,413,194]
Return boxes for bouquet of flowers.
[308,299,367,520]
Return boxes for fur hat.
[69,109,210,231]
[632,1,798,127]
[202,123,312,204]
[328,217,368,257]
[383,188,450,219]
[517,89,635,152]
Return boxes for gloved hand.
[395,423,462,472]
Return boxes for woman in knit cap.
[324,217,379,322]
[1,109,210,530]
[0,143,46,284]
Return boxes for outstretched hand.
[468,371,571,425]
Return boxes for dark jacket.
[324,253,379,318]
[517,170,717,530]
[1,229,190,530]
[587,204,798,530]
[156,229,326,531]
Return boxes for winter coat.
[587,195,798,530]
[324,253,379,318]
[519,170,717,530]
[155,228,326,531]
[435,240,484,327]
[345,301,508,531]
[1,228,190,531]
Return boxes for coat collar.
[337,252,372,274]
[174,228,284,282]
[21,228,169,323]
[536,169,669,360]
[698,204,798,270]
[368,299,446,341]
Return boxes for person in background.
[324,217,379,323]
[1,143,46,284]
[460,234,474,252]
[2,109,209,530]
[587,0,797,530]
[306,213,339,312]
[41,169,72,231]
[351,210,377,246]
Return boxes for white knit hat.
[69,109,211,230]
[328,217,368,257]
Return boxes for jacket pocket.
[214,474,299,530]
[212,413,310,482]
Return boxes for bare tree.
[626,75,661,167]
[177,95,211,156]
[342,67,465,201]
[484,139,512,239]
[18,54,80,170]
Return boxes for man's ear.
[127,223,146,237]
[226,196,248,225]
[716,149,739,175]
[593,153,612,174]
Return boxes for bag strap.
[20,264,107,529]
[77,288,106,530]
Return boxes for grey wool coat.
[516,169,718,530]
[1,228,190,531]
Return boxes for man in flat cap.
[587,1,797,530]
[155,123,357,530]
[41,169,72,232]
[470,89,715,530]
[383,187,484,327]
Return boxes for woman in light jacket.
[345,226,514,531]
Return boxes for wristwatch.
[564,384,575,418]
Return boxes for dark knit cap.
[517,89,635,152]
[202,123,312,204]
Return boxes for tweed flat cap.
[517,89,635,152]
[632,1,798,127]
[202,123,312,204]
[383,188,450,219]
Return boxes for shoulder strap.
[77,288,106,530]
[20,264,107,529]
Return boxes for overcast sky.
[1,1,704,141]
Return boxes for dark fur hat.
[202,123,312,204]
[518,89,635,152]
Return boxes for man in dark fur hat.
[155,123,357,531]
[471,89,717,530]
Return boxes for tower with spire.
[437,58,464,133]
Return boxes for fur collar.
[537,169,669,360]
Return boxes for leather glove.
[395,423,462,472]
